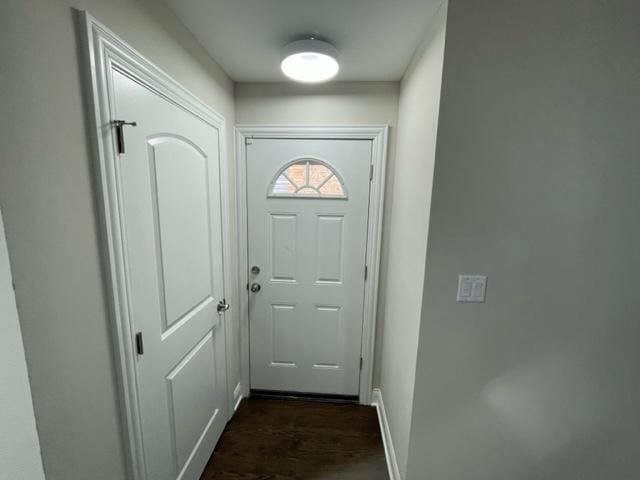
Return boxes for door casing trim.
[235,125,389,405]
[78,12,233,480]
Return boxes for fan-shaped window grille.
[268,159,347,199]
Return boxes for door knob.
[250,282,261,293]
[217,299,230,314]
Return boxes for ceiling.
[164,0,444,82]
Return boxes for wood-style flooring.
[200,397,389,480]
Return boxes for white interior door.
[247,138,372,397]
[112,70,227,480]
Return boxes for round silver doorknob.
[250,282,261,293]
[217,299,230,314]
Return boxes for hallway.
[200,398,388,479]
[3,2,640,479]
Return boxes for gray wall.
[407,1,640,479]
[236,81,399,388]
[0,1,236,479]
[377,3,447,477]
[0,210,45,480]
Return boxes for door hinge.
[135,332,144,355]
[364,265,368,281]
[360,357,363,370]
[112,119,137,154]
[369,164,374,181]
[245,137,253,146]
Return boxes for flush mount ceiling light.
[281,38,340,83]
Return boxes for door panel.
[271,304,298,366]
[270,214,298,282]
[167,332,217,471]
[247,138,371,396]
[112,70,227,480]
[316,215,344,283]
[149,137,212,327]
[309,305,342,368]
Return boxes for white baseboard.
[371,388,401,480]
[233,382,243,412]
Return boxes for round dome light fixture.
[281,38,340,83]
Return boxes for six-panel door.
[247,138,372,396]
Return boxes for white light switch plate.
[457,275,487,303]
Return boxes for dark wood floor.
[200,397,389,480]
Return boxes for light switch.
[457,275,487,303]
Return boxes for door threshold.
[250,389,359,404]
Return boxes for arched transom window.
[268,159,347,199]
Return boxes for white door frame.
[235,125,388,405]
[79,12,234,480]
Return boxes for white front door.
[113,70,227,480]
[247,138,372,397]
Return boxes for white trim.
[235,125,388,404]
[371,388,401,480]
[78,11,233,480]
[232,381,244,412]
[218,103,236,422]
